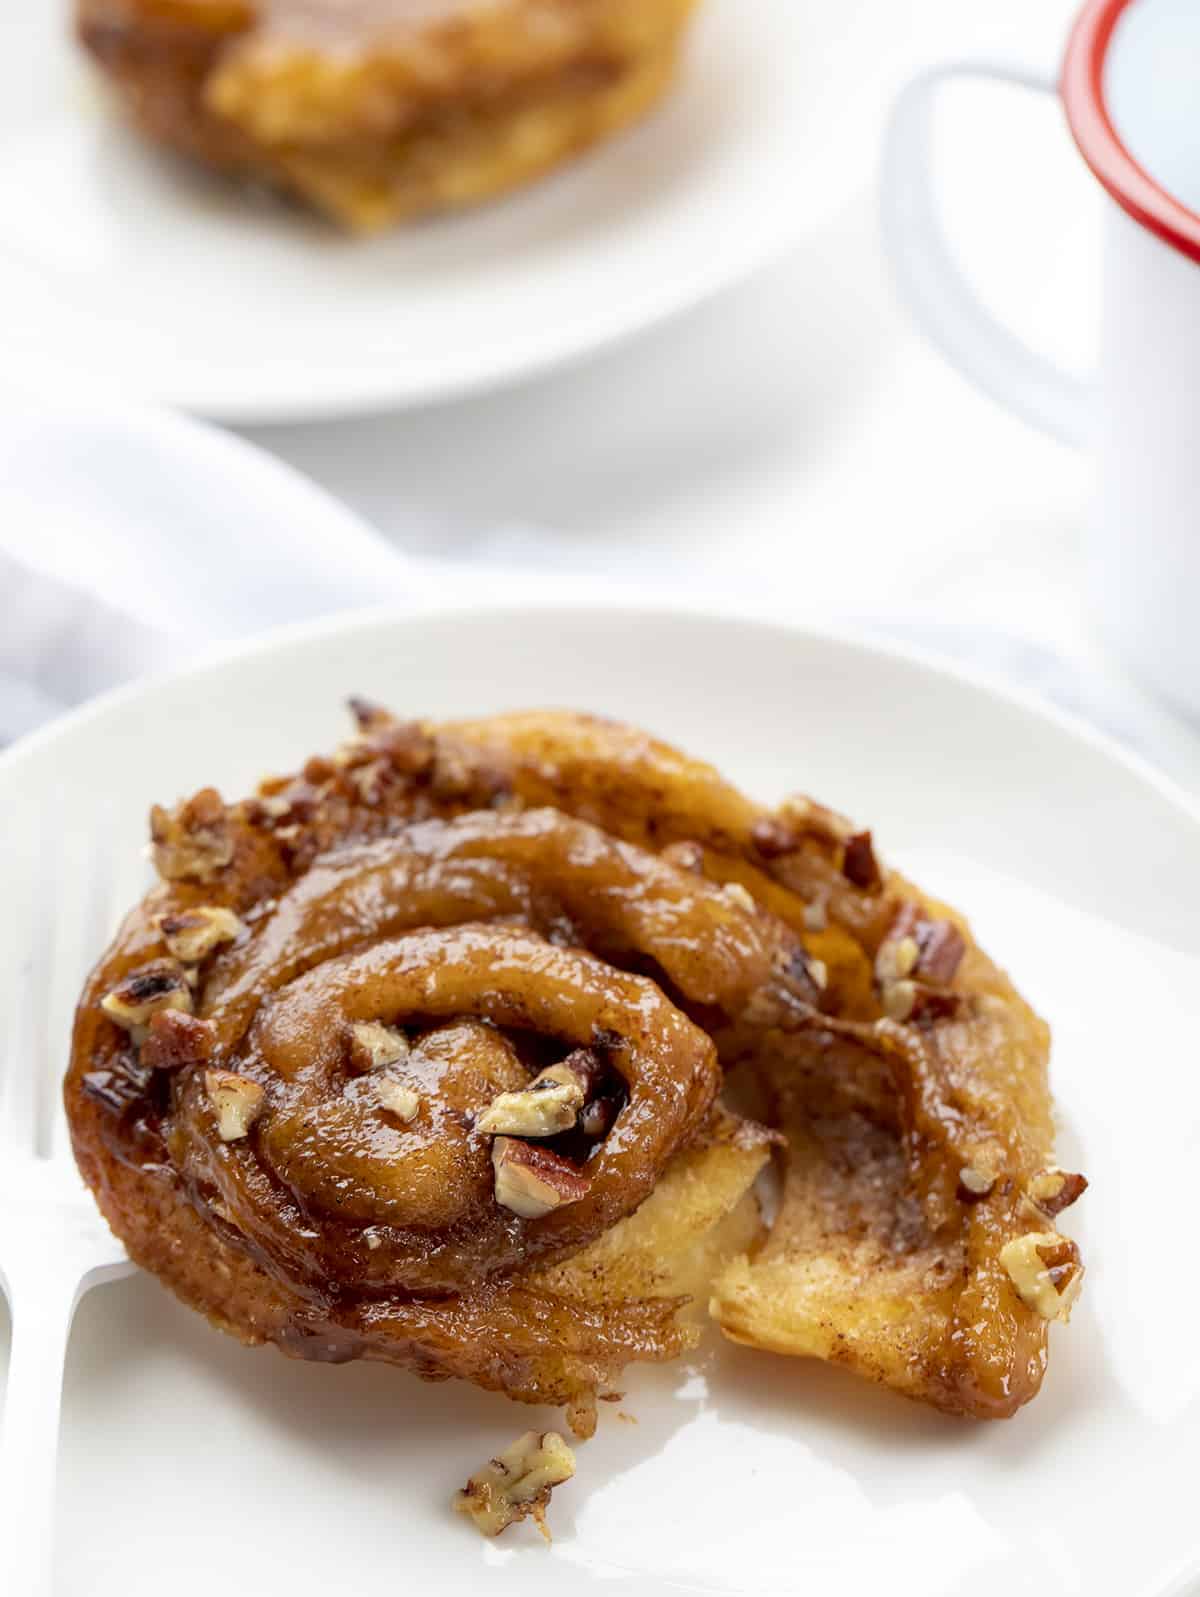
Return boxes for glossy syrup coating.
[181,922,722,1292]
[156,805,818,1297]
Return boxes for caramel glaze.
[184,922,725,1293]
[159,807,819,1297]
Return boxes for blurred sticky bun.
[75,0,701,230]
[66,706,1085,1449]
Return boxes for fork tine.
[43,797,120,1162]
[4,789,147,1162]
[29,787,62,1161]
[1,795,38,1154]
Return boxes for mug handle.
[881,61,1089,449]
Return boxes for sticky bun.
[66,707,1085,1443]
[75,0,701,229]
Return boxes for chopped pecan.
[454,1430,575,1541]
[886,903,966,984]
[492,1137,591,1218]
[877,908,966,1023]
[347,696,394,733]
[842,830,882,890]
[374,1077,419,1122]
[876,934,920,987]
[999,1231,1084,1322]
[101,962,193,1034]
[159,905,245,964]
[1024,1167,1088,1220]
[140,1010,215,1071]
[915,921,966,984]
[150,789,234,883]
[476,1050,601,1138]
[333,709,434,780]
[881,979,918,1022]
[1035,1235,1083,1290]
[204,1069,265,1141]
[347,1020,409,1075]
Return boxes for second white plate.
[0,0,875,421]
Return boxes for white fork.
[0,798,136,1597]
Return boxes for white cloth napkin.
[0,380,418,743]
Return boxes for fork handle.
[0,1270,85,1597]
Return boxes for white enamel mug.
[883,0,1200,721]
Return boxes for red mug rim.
[1062,0,1200,264]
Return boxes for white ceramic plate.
[2,605,1198,1597]
[0,0,875,421]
